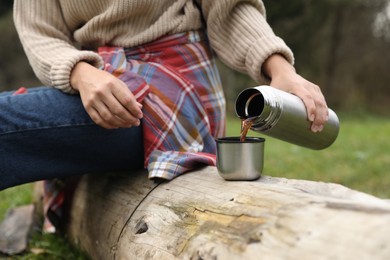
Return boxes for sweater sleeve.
[198,0,294,84]
[13,0,104,93]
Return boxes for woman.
[2,0,328,230]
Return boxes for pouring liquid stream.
[240,117,256,142]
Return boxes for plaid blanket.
[35,31,226,231]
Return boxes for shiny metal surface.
[216,137,265,181]
[235,86,340,150]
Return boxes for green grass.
[1,113,389,258]
[0,184,33,221]
[0,188,89,259]
[0,232,89,260]
[227,113,390,198]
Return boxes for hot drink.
[240,117,254,142]
[216,136,265,180]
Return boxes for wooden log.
[63,167,390,260]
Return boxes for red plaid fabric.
[99,31,225,178]
[35,31,226,232]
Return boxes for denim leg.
[0,87,144,190]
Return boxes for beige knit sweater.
[13,0,294,93]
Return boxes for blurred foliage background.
[220,0,390,115]
[0,0,389,115]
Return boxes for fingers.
[77,75,144,129]
[310,85,329,132]
[95,85,143,129]
[270,73,329,133]
[294,82,329,133]
[110,82,144,120]
[87,106,118,129]
[262,55,329,133]
[92,99,139,128]
[101,94,141,127]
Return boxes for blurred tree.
[0,12,40,91]
[0,0,13,17]
[264,0,390,114]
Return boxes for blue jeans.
[0,87,144,190]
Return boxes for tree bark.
[63,167,390,260]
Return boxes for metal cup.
[215,137,265,181]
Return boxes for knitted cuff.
[50,51,104,94]
[246,36,294,84]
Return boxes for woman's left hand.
[263,54,329,133]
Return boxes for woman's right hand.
[70,61,143,129]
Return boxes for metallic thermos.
[235,85,340,150]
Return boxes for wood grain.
[64,167,390,260]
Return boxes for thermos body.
[235,86,340,150]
